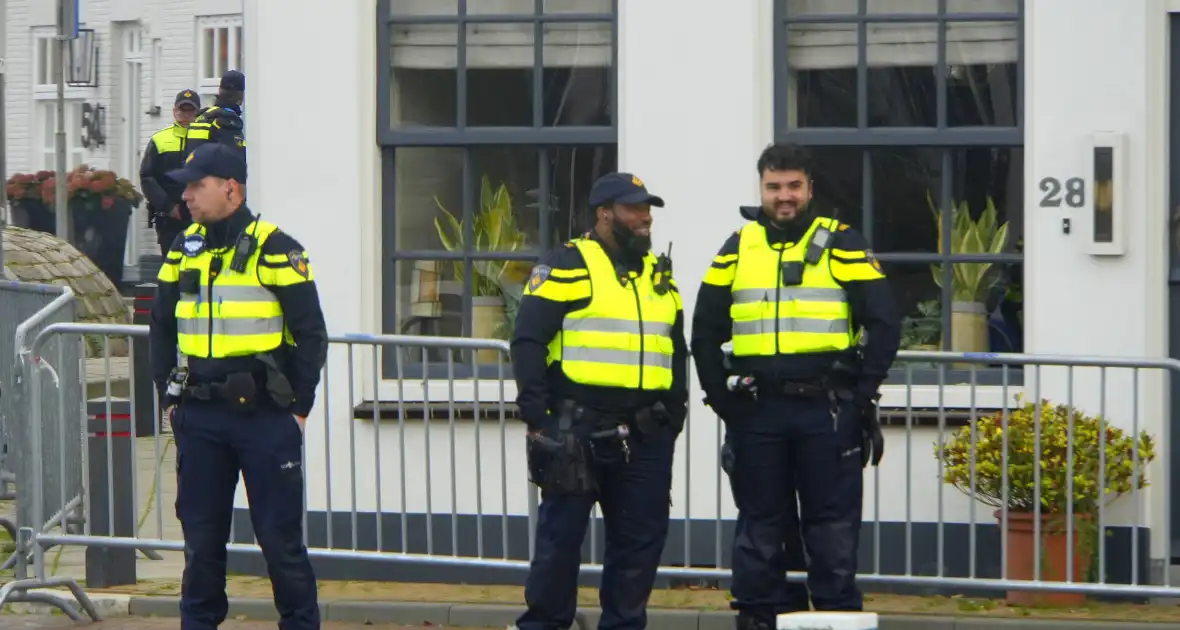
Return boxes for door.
[1167,13,1180,559]
[121,25,146,267]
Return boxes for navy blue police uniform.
[512,173,689,630]
[692,205,901,628]
[141,90,201,252]
[149,143,328,630]
[183,71,246,160]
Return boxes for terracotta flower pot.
[997,509,1093,607]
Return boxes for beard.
[764,199,814,226]
[611,216,652,258]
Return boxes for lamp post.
[54,0,82,242]
[0,2,8,270]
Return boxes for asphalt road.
[0,619,485,629]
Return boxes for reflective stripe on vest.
[546,239,679,390]
[729,217,853,357]
[175,220,285,358]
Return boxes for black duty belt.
[181,371,260,413]
[776,381,828,398]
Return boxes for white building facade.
[2,0,246,273]
[233,0,1180,588]
[9,0,1178,590]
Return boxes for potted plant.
[4,171,57,232]
[933,395,1155,606]
[62,165,144,286]
[927,193,1009,354]
[434,176,531,360]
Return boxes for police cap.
[174,90,201,109]
[220,70,245,91]
[167,144,247,185]
[589,172,665,208]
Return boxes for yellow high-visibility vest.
[150,125,185,154]
[546,238,680,390]
[169,220,285,358]
[729,217,853,357]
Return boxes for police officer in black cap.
[184,70,246,159]
[511,172,689,630]
[150,142,327,630]
[142,89,202,253]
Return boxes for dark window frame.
[377,0,619,381]
[774,0,1026,387]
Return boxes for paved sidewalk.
[0,620,478,629]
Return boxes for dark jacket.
[140,124,191,227]
[182,104,246,159]
[149,207,329,417]
[510,233,690,430]
[691,208,902,406]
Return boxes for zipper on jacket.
[206,260,216,357]
[629,276,645,390]
[774,246,785,355]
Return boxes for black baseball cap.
[220,70,245,91]
[167,144,247,185]
[589,172,665,208]
[174,90,200,108]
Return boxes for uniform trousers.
[721,430,811,619]
[728,393,864,621]
[516,429,676,630]
[172,400,319,630]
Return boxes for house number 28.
[1038,176,1086,208]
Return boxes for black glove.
[705,388,752,425]
[524,411,557,436]
[857,393,884,467]
[656,399,687,434]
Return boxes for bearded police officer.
[691,143,901,628]
[150,143,327,630]
[511,172,689,630]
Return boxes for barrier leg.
[131,283,157,438]
[0,528,102,621]
[85,399,137,587]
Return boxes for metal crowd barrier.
[3,311,1180,621]
[0,282,84,575]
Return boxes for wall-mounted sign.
[81,102,106,149]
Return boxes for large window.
[776,0,1024,385]
[35,101,87,171]
[379,0,617,378]
[31,27,92,171]
[195,15,244,105]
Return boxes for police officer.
[511,172,689,630]
[141,89,201,254]
[149,143,327,630]
[691,142,901,628]
[184,70,246,158]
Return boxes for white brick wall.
[3,0,245,264]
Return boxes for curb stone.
[65,597,1177,629]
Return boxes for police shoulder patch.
[182,233,206,257]
[287,250,310,279]
[527,264,552,292]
